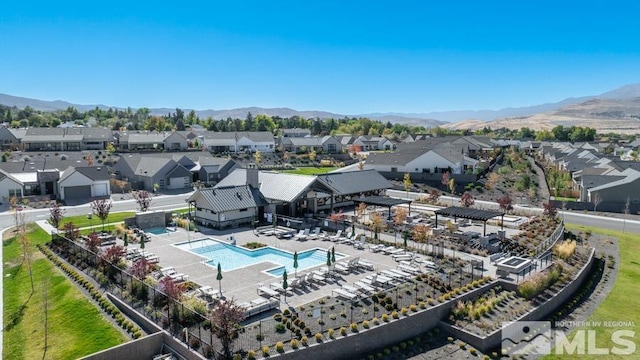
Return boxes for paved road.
[387,189,640,234]
[0,192,194,229]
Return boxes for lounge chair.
[369,244,385,252]
[334,262,351,274]
[311,271,326,283]
[384,268,412,279]
[356,258,375,270]
[387,248,405,255]
[294,229,310,241]
[342,285,362,295]
[329,230,343,242]
[354,281,376,294]
[308,227,322,240]
[257,285,280,298]
[332,287,358,300]
[338,230,354,244]
[392,254,413,262]
[398,264,421,275]
[353,235,366,249]
[169,273,188,282]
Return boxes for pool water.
[146,227,169,235]
[176,239,344,276]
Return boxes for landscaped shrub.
[261,345,270,357]
[275,323,286,333]
[554,240,577,261]
[276,341,284,352]
[301,335,308,346]
[340,326,347,336]
[518,264,563,300]
[350,322,358,332]
[290,338,299,349]
[315,332,323,342]
[381,313,389,322]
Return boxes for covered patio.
[434,207,504,236]
[353,196,413,221]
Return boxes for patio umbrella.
[293,251,299,278]
[326,249,331,271]
[216,262,223,296]
[282,269,289,302]
[273,214,277,229]
[403,232,408,249]
[139,234,145,250]
[331,247,336,263]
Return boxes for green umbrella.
[326,249,331,270]
[293,251,299,278]
[216,262,223,295]
[331,247,336,263]
[139,234,145,249]
[273,214,277,229]
[403,232,408,249]
[282,269,288,302]
[123,232,128,247]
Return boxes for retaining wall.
[441,248,596,352]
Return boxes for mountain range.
[2,83,640,131]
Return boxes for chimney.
[246,163,259,188]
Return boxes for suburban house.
[0,126,22,150]
[118,131,169,151]
[57,166,111,202]
[215,167,392,216]
[587,168,640,205]
[201,131,276,153]
[195,157,238,185]
[363,142,479,175]
[281,128,311,138]
[163,131,189,151]
[112,155,193,191]
[0,168,25,201]
[187,182,268,229]
[280,135,342,154]
[22,127,113,151]
[353,135,395,151]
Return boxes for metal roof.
[434,207,504,221]
[354,196,411,208]
[315,170,392,195]
[188,185,268,212]
[215,169,316,203]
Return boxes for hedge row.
[38,244,143,339]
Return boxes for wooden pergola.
[434,206,504,236]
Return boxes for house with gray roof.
[118,131,169,151]
[353,135,394,151]
[280,135,342,154]
[112,155,192,191]
[0,126,21,150]
[0,168,25,201]
[281,128,311,138]
[21,127,113,151]
[187,183,268,229]
[57,166,111,203]
[215,167,392,216]
[200,131,275,153]
[196,157,238,185]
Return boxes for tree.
[158,276,185,301]
[16,211,34,294]
[102,245,126,265]
[441,171,450,190]
[283,151,290,162]
[356,202,367,223]
[328,210,346,230]
[85,154,95,166]
[412,223,431,252]
[460,191,475,207]
[91,199,112,232]
[133,190,153,212]
[48,202,65,229]
[393,207,408,229]
[623,196,631,233]
[485,173,500,190]
[106,143,116,154]
[428,189,441,205]
[403,172,412,199]
[543,202,557,219]
[253,150,262,167]
[592,192,602,212]
[448,178,456,195]
[497,195,513,212]
[85,232,102,253]
[308,148,317,161]
[129,258,154,279]
[369,212,386,242]
[1,153,6,162]
[63,222,80,241]
[211,298,246,360]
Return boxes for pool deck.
[124,225,500,312]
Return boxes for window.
[239,208,248,212]
[8,189,21,197]
[391,167,397,172]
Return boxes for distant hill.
[0,92,445,127]
[443,97,640,134]
[3,83,640,130]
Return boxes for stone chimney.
[246,163,259,188]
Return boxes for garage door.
[167,176,190,189]
[92,183,108,197]
[64,185,91,200]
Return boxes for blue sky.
[2,1,640,115]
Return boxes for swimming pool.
[146,227,169,235]
[175,238,344,276]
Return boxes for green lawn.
[554,196,577,202]
[544,224,639,359]
[282,167,338,175]
[3,226,127,359]
[59,211,135,229]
